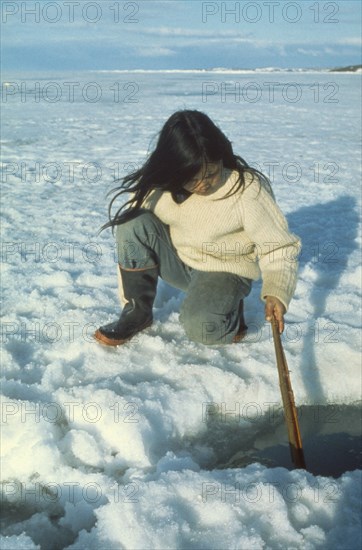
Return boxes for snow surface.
[1,71,361,549]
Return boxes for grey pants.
[115,211,252,345]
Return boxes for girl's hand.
[265,296,286,333]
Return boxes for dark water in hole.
[208,404,362,477]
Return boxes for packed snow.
[1,70,361,549]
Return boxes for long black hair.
[102,109,271,230]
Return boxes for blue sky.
[1,0,361,70]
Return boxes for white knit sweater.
[143,169,301,309]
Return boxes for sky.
[1,0,361,71]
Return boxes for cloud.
[135,26,256,46]
[136,47,176,58]
[324,47,337,55]
[131,26,362,52]
[297,41,360,58]
[297,48,321,57]
[336,37,362,46]
[140,26,246,38]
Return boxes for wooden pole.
[271,319,306,469]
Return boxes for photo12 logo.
[201,2,339,24]
[1,81,140,103]
[1,2,140,24]
[201,81,339,104]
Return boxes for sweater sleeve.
[239,175,301,310]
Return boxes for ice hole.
[206,405,362,477]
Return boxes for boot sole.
[233,328,248,343]
[93,320,153,347]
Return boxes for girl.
[94,110,301,346]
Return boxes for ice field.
[1,69,361,549]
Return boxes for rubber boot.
[94,266,158,346]
[232,300,248,343]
